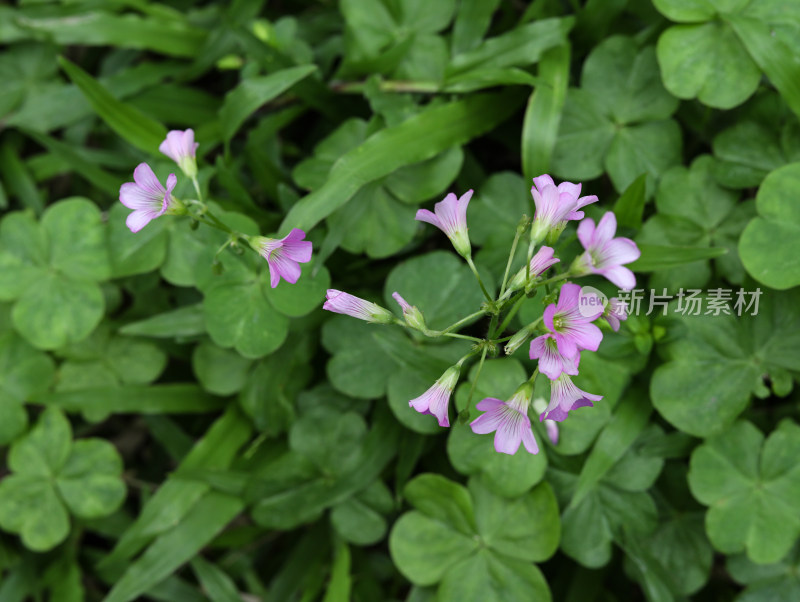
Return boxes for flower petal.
[601,237,641,266]
[119,182,157,211]
[126,210,154,233]
[543,304,557,332]
[577,217,596,250]
[415,208,442,230]
[471,410,504,435]
[521,426,540,454]
[601,265,637,291]
[494,421,523,455]
[476,397,504,412]
[593,212,617,247]
[268,253,302,287]
[133,163,164,194]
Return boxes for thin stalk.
[533,272,570,290]
[442,332,483,343]
[492,295,527,339]
[438,310,487,336]
[466,345,490,410]
[465,255,493,303]
[191,176,203,203]
[499,228,522,299]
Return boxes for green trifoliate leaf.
[0,408,126,551]
[551,36,680,195]
[740,162,800,289]
[689,420,800,564]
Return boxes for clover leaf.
[0,408,126,551]
[740,162,800,289]
[249,407,396,531]
[551,36,680,195]
[654,0,800,108]
[0,331,54,445]
[55,324,167,392]
[550,425,663,568]
[727,543,800,601]
[638,155,753,290]
[0,199,110,350]
[712,99,800,189]
[688,419,800,564]
[652,290,800,437]
[389,474,559,601]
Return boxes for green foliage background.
[1,0,800,600]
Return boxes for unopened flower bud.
[505,323,536,356]
[392,292,427,331]
[323,290,395,324]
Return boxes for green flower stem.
[525,239,536,283]
[442,332,484,343]
[191,176,204,203]
[528,367,539,384]
[499,228,523,299]
[466,344,490,410]
[492,294,527,339]
[532,271,571,290]
[465,255,493,303]
[438,310,488,336]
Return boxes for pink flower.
[540,374,602,422]
[529,334,581,380]
[533,398,559,445]
[416,190,473,257]
[538,283,604,359]
[249,229,313,288]
[505,246,560,295]
[323,290,394,324]
[470,384,539,455]
[529,175,598,243]
[159,129,199,177]
[532,175,598,221]
[119,163,178,233]
[573,212,640,291]
[604,297,628,331]
[409,366,460,427]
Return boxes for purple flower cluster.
[323,174,640,456]
[119,129,312,288]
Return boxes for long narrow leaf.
[58,56,167,155]
[280,89,525,235]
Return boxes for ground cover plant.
[1,0,800,600]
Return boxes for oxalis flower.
[416,190,473,258]
[533,174,598,222]
[529,333,581,380]
[119,163,179,233]
[470,383,539,455]
[535,283,604,359]
[540,373,602,422]
[533,398,559,445]
[505,246,560,296]
[323,290,394,324]
[160,129,199,178]
[604,297,628,332]
[248,229,312,288]
[409,365,460,427]
[529,175,598,244]
[572,212,640,291]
